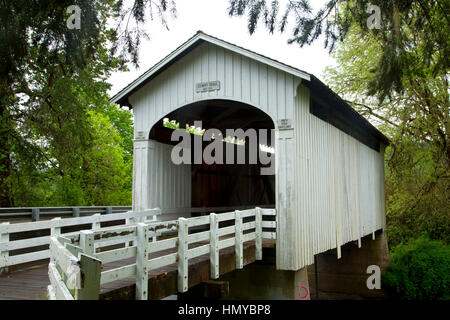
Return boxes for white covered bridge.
[111,31,389,272]
[0,31,389,300]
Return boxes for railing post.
[90,214,101,254]
[136,223,149,300]
[235,210,243,269]
[75,254,101,300]
[125,218,131,247]
[255,207,262,261]
[105,207,112,215]
[127,215,136,226]
[0,222,10,275]
[31,208,40,221]
[152,214,158,242]
[178,217,188,292]
[50,218,61,264]
[80,230,95,257]
[72,207,80,217]
[210,213,219,279]
[51,217,61,237]
[92,213,101,230]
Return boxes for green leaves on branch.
[111,0,177,66]
[228,0,450,101]
[0,1,146,207]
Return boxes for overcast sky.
[108,0,336,97]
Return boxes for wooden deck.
[0,264,50,300]
[0,239,275,300]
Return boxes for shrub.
[382,235,449,300]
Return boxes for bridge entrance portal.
[140,99,276,219]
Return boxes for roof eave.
[305,75,390,146]
[110,32,205,105]
[110,31,311,106]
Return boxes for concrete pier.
[307,230,390,300]
[218,247,310,300]
[210,230,389,300]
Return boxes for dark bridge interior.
[149,99,275,209]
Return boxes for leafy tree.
[9,101,133,207]
[100,103,134,204]
[102,103,134,164]
[1,1,176,207]
[228,0,449,99]
[78,110,132,206]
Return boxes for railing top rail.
[0,205,275,218]
[63,208,274,243]
[0,206,131,211]
[0,209,160,234]
[0,206,132,219]
[0,206,276,232]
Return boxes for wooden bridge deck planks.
[0,239,275,300]
[0,264,50,300]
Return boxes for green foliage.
[1,1,119,206]
[163,118,181,130]
[228,0,450,100]
[9,107,133,207]
[0,1,174,207]
[186,124,206,136]
[102,103,134,164]
[382,236,450,300]
[78,111,132,206]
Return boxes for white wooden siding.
[275,128,298,270]
[133,140,191,214]
[129,42,299,136]
[148,141,191,212]
[292,85,386,269]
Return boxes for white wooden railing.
[47,207,277,300]
[0,206,131,221]
[0,209,160,272]
[0,205,273,272]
